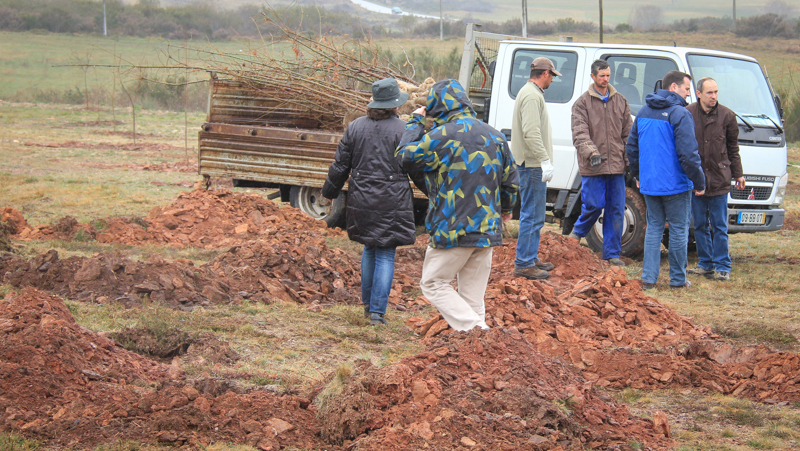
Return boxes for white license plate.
[738,212,766,224]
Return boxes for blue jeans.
[361,245,396,315]
[572,174,626,260]
[642,190,691,287]
[515,166,547,269]
[692,194,731,273]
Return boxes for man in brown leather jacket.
[568,60,632,266]
[686,77,745,282]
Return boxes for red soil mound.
[0,288,332,450]
[413,237,800,403]
[13,189,343,248]
[320,328,673,450]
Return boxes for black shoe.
[514,266,550,280]
[642,282,655,291]
[688,266,715,279]
[363,304,370,318]
[670,281,692,289]
[535,261,555,271]
[567,231,581,243]
[370,313,387,325]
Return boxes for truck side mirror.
[653,80,662,92]
[488,61,496,79]
[774,94,784,120]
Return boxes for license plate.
[737,212,766,224]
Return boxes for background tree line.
[2,0,799,40]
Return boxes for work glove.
[590,154,607,167]
[541,159,554,183]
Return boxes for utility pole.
[440,0,443,41]
[521,0,528,38]
[103,0,107,36]
[598,0,603,43]
[732,0,736,31]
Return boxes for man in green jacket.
[511,57,560,280]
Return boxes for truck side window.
[509,50,578,104]
[604,56,678,115]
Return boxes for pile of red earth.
[0,236,365,308]
[412,236,800,403]
[3,287,676,450]
[318,328,673,450]
[9,189,343,249]
[0,288,330,450]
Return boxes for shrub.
[614,23,633,33]
[670,16,731,33]
[735,14,798,38]
[555,17,596,34]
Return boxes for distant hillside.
[153,0,795,24]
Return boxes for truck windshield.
[687,54,780,128]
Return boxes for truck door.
[490,44,586,190]
[591,50,682,115]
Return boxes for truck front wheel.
[289,186,346,228]
[585,187,646,258]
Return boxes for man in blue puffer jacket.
[626,70,706,290]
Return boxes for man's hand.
[590,154,607,167]
[735,177,746,191]
[541,160,554,182]
[412,106,427,117]
[695,189,705,196]
[502,213,512,222]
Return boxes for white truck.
[459,24,787,256]
[198,25,788,257]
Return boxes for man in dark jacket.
[569,59,633,266]
[397,79,518,331]
[322,78,426,326]
[686,77,745,282]
[626,70,706,290]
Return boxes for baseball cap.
[531,57,562,77]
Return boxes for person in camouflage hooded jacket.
[396,79,519,331]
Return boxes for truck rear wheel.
[289,186,346,228]
[585,187,646,258]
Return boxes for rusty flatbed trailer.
[198,76,426,227]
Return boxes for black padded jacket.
[322,114,427,247]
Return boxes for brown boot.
[514,266,550,280]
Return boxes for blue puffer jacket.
[626,89,705,196]
[396,79,519,249]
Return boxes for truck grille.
[730,186,772,201]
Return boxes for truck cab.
[460,24,787,256]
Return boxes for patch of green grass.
[0,285,16,299]
[718,323,799,346]
[745,437,779,449]
[614,387,648,404]
[0,433,42,451]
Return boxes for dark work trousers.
[572,174,626,259]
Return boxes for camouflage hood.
[426,79,477,126]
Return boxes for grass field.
[3,29,798,112]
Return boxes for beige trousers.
[420,246,493,331]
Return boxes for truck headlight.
[774,172,788,207]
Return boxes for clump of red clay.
[0,288,330,450]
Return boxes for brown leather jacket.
[685,102,743,197]
[571,84,632,176]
